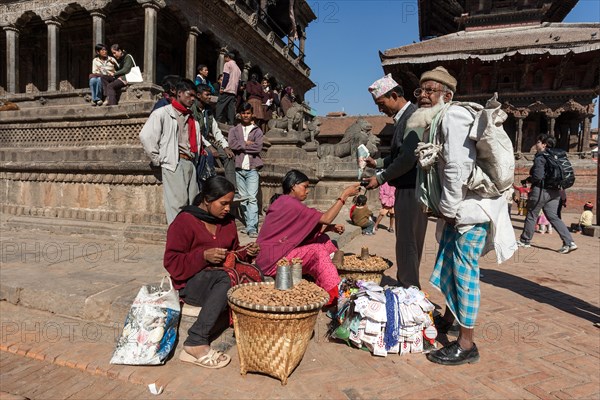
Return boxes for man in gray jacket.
[364,74,425,289]
[139,79,201,225]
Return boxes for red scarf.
[171,100,198,154]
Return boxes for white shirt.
[393,101,412,125]
[241,124,255,170]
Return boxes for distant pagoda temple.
[380,0,599,158]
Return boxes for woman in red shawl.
[164,176,259,369]
[256,170,360,304]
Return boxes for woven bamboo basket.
[227,282,327,385]
[336,256,393,285]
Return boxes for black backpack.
[542,148,575,189]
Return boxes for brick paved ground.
[0,211,598,399]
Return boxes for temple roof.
[418,0,579,40]
[382,23,600,65]
[318,115,393,137]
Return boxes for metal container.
[291,263,303,286]
[360,247,370,260]
[275,265,292,290]
[332,250,344,268]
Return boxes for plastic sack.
[110,277,180,365]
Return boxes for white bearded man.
[412,67,516,365]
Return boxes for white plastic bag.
[110,277,180,365]
[125,55,143,83]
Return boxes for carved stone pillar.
[545,111,560,137]
[45,20,61,91]
[143,2,160,83]
[298,25,306,57]
[90,11,106,47]
[3,26,20,93]
[186,27,200,80]
[515,116,525,155]
[582,114,592,155]
[242,61,251,83]
[217,47,227,75]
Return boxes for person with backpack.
[411,67,516,366]
[517,134,577,254]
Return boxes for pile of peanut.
[231,280,328,308]
[342,255,389,271]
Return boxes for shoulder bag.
[125,54,143,84]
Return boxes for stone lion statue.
[317,118,380,159]
[304,117,321,143]
[267,103,303,133]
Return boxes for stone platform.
[1,212,598,399]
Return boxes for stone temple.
[378,0,599,210]
[1,0,597,238]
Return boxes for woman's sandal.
[179,348,231,369]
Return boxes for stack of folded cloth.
[331,280,436,356]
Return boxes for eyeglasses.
[414,87,444,97]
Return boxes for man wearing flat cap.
[364,74,424,290]
[411,66,515,365]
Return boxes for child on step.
[350,195,375,235]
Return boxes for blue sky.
[304,0,600,123]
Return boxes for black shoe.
[434,314,460,336]
[426,341,480,365]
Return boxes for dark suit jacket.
[380,102,419,189]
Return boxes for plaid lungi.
[430,223,489,329]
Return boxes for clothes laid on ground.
[330,280,436,356]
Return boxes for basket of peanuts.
[336,251,393,285]
[227,258,329,385]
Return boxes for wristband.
[336,197,345,205]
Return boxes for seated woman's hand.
[246,242,260,257]
[330,224,345,234]
[204,247,227,264]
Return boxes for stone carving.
[0,101,19,111]
[301,118,320,150]
[25,83,39,94]
[557,99,586,115]
[136,0,166,8]
[249,12,258,27]
[305,117,320,144]
[267,103,303,133]
[59,80,75,91]
[317,118,380,159]
[0,0,103,24]
[2,171,160,185]
[0,123,144,147]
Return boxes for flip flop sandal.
[179,349,231,369]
